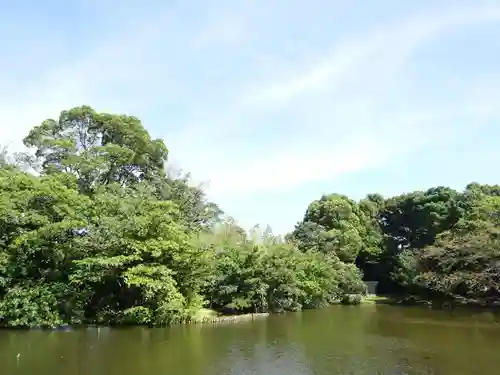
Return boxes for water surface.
[2,304,500,375]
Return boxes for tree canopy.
[1,105,499,328]
[0,106,363,328]
[291,183,500,305]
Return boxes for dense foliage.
[290,183,500,306]
[3,106,498,328]
[0,106,364,328]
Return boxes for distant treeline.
[289,183,500,306]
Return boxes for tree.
[204,226,365,313]
[1,105,371,328]
[291,194,366,263]
[0,168,91,326]
[379,186,462,252]
[68,183,203,325]
[158,169,223,231]
[9,103,500,327]
[408,192,500,305]
[355,194,385,281]
[292,184,500,301]
[370,187,463,293]
[412,224,500,305]
[23,106,168,194]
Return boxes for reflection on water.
[1,305,500,375]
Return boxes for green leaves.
[291,194,369,262]
[23,105,168,193]
[203,225,366,313]
[407,191,500,305]
[9,104,464,327]
[0,106,231,327]
[292,182,500,307]
[0,283,66,328]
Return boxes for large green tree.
[407,189,500,305]
[292,183,500,304]
[374,187,463,292]
[23,106,169,193]
[158,170,223,232]
[291,194,367,263]
[0,168,90,326]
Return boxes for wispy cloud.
[193,1,256,47]
[2,1,500,232]
[170,3,500,198]
[237,4,500,110]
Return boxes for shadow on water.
[1,305,500,374]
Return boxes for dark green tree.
[23,106,169,194]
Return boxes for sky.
[1,0,500,234]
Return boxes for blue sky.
[2,0,500,234]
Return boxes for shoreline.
[0,312,271,331]
[191,311,270,324]
[4,298,500,330]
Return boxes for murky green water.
[2,304,500,375]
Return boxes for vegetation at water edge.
[0,106,498,328]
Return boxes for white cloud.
[194,9,252,47]
[0,7,177,152]
[2,1,500,210]
[172,4,500,199]
[239,4,500,109]
[202,108,479,197]
[208,137,388,195]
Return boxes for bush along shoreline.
[1,105,499,328]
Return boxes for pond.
[2,304,500,375]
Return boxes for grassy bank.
[362,295,395,304]
[191,309,270,324]
[362,295,437,306]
